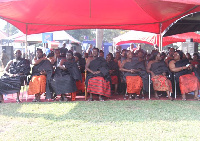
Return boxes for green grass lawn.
[0,100,200,141]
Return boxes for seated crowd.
[0,44,200,103]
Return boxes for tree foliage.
[3,23,19,36]
[103,29,129,43]
[66,29,129,43]
[66,29,96,42]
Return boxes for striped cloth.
[87,76,111,97]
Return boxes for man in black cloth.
[85,48,111,101]
[50,50,82,101]
[0,50,30,103]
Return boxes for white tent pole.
[159,23,163,52]
[25,24,28,59]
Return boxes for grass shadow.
[1,100,200,123]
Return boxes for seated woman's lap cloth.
[179,74,199,94]
[87,76,111,97]
[111,76,118,84]
[28,75,46,95]
[151,75,172,92]
[126,76,143,94]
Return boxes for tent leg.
[85,70,87,100]
[149,74,151,99]
[25,24,28,59]
[159,23,163,52]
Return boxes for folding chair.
[174,73,177,99]
[149,74,151,99]
[21,75,31,102]
[84,70,87,100]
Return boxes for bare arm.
[4,60,13,76]
[169,60,188,72]
[146,61,152,74]
[32,57,46,65]
[85,58,94,74]
[146,61,155,77]
[58,59,67,70]
[85,58,100,74]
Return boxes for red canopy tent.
[0,0,199,35]
[113,31,200,47]
[113,31,158,46]
[164,32,200,45]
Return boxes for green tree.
[3,23,19,36]
[66,29,129,43]
[103,29,129,43]
[66,29,96,42]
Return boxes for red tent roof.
[114,31,200,46]
[0,0,199,34]
[164,32,200,45]
[113,31,158,46]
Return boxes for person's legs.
[0,94,3,103]
[60,94,64,101]
[37,94,41,102]
[154,91,159,99]
[32,94,41,102]
[16,92,21,103]
[182,94,186,101]
[166,91,173,100]
[60,94,68,101]
[114,84,118,94]
[194,90,199,100]
[88,93,93,101]
[99,95,104,101]
[32,94,37,102]
[128,93,134,99]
